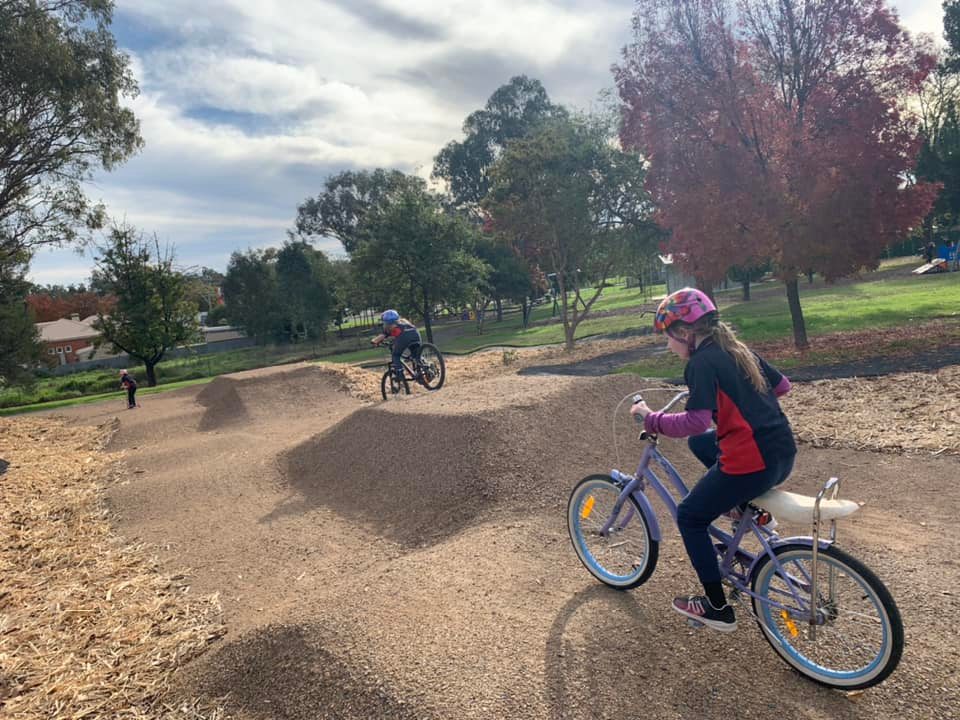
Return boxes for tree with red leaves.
[26,291,113,322]
[616,0,939,348]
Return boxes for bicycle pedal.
[686,618,705,629]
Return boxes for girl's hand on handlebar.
[630,399,652,421]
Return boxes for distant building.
[36,314,102,365]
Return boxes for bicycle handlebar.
[631,390,690,425]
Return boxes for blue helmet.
[381,309,400,324]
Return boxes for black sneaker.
[671,595,737,633]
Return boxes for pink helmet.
[654,288,716,335]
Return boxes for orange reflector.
[781,610,799,638]
[581,496,596,519]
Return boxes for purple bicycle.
[567,389,903,689]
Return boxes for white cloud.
[32,0,936,285]
[27,254,96,286]
[143,51,374,117]
[895,0,944,40]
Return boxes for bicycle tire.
[750,543,903,689]
[380,369,410,401]
[416,343,445,391]
[567,474,659,590]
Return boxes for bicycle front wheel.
[567,474,658,589]
[417,343,445,390]
[381,369,410,401]
[750,543,903,689]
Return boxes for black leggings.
[127,386,137,408]
[391,328,422,372]
[688,430,720,468]
[680,431,794,585]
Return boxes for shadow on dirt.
[274,408,497,547]
[191,623,428,720]
[543,583,873,720]
[543,584,661,720]
[195,378,250,432]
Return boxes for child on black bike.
[371,309,421,375]
[630,288,796,632]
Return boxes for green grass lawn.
[0,377,215,417]
[4,270,955,411]
[0,340,368,410]
[721,272,960,342]
[617,269,960,376]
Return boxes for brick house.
[36,314,102,365]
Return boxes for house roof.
[36,318,101,343]
[203,326,244,342]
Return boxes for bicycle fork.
[603,470,662,543]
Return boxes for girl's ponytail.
[699,319,768,393]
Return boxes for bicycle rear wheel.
[381,369,410,400]
[567,474,658,589]
[416,343,445,391]
[750,543,903,689]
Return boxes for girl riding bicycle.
[371,309,421,375]
[630,288,796,632]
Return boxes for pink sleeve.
[644,408,713,438]
[774,375,791,397]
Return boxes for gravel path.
[45,365,960,719]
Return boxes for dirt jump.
[4,354,959,719]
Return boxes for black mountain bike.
[381,341,446,400]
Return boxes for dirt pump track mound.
[56,363,960,719]
[278,373,637,548]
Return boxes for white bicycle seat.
[752,489,860,524]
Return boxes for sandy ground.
[5,353,960,719]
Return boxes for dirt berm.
[277,373,686,548]
[66,363,959,720]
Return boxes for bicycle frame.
[386,354,420,383]
[384,343,423,384]
[601,393,823,621]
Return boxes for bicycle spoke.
[757,550,890,679]
[572,483,650,581]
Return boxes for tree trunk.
[475,300,487,335]
[495,297,503,322]
[521,297,531,328]
[697,278,716,305]
[741,279,751,301]
[422,291,434,344]
[144,361,157,387]
[558,275,575,351]
[806,269,814,285]
[785,278,808,350]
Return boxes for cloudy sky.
[29,0,944,286]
